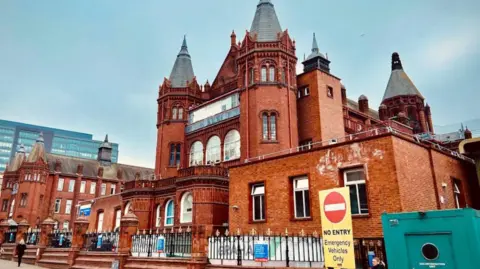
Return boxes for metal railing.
[208,230,324,268]
[83,231,119,252]
[131,228,192,258]
[24,228,40,245]
[186,106,240,134]
[353,238,387,269]
[4,228,17,243]
[48,230,72,248]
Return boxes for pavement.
[0,260,43,269]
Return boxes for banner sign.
[157,236,165,253]
[79,204,91,217]
[253,240,269,262]
[319,187,356,269]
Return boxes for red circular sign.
[323,191,347,223]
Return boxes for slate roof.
[382,53,423,101]
[305,33,325,60]
[46,153,154,181]
[250,0,282,42]
[169,36,195,88]
[346,98,379,119]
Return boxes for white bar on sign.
[325,203,346,211]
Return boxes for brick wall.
[88,194,122,231]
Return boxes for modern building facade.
[0,119,119,172]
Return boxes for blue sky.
[1,0,479,167]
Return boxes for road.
[0,260,43,269]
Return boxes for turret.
[98,134,112,166]
[358,95,369,114]
[302,33,330,73]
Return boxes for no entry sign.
[324,191,347,223]
[319,187,356,269]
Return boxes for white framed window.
[65,200,72,214]
[57,178,64,191]
[269,114,277,140]
[90,182,96,194]
[54,199,61,213]
[249,68,254,84]
[453,180,464,209]
[251,184,265,221]
[97,212,104,232]
[189,141,204,166]
[63,221,69,231]
[223,130,241,161]
[111,185,116,195]
[344,168,368,215]
[155,205,161,227]
[124,202,131,215]
[68,180,75,192]
[180,192,193,223]
[304,87,310,96]
[80,181,86,193]
[164,200,174,226]
[115,209,121,230]
[8,198,15,217]
[269,66,275,82]
[261,67,267,82]
[101,183,106,195]
[293,177,310,218]
[206,136,221,164]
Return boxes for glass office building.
[0,119,119,172]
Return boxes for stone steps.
[72,252,121,269]
[124,257,191,269]
[37,259,70,269]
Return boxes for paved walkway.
[0,260,43,269]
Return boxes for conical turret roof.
[27,132,47,162]
[305,33,325,60]
[169,36,195,88]
[382,52,423,101]
[250,0,282,42]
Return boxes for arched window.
[164,200,174,226]
[97,211,104,232]
[224,130,240,161]
[172,107,178,120]
[124,202,131,215]
[261,67,267,82]
[189,141,204,166]
[180,193,193,223]
[269,66,275,82]
[63,221,69,231]
[178,108,184,120]
[262,113,269,140]
[270,113,277,140]
[155,205,161,227]
[206,136,221,164]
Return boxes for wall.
[88,194,122,231]
[229,135,401,238]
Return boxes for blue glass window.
[165,200,174,226]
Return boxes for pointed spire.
[104,134,109,143]
[169,36,195,88]
[36,132,44,143]
[250,0,282,41]
[312,33,319,53]
[303,32,330,73]
[382,52,423,101]
[27,133,46,162]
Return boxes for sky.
[1,0,479,168]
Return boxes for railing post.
[285,234,290,267]
[118,212,139,269]
[38,217,55,263]
[236,234,242,266]
[0,219,9,244]
[69,216,89,266]
[187,225,208,269]
[16,219,29,244]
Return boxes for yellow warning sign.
[319,187,356,269]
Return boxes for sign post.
[319,187,356,269]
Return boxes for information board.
[253,240,269,262]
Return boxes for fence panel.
[48,230,72,248]
[4,228,17,243]
[24,228,40,245]
[131,229,192,258]
[83,232,119,252]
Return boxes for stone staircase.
[37,248,70,269]
[0,243,15,261]
[13,245,38,265]
[71,252,122,269]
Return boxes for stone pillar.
[68,216,89,266]
[418,109,428,133]
[188,225,208,269]
[117,212,139,269]
[37,217,55,263]
[16,219,30,243]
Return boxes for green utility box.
[381,208,480,269]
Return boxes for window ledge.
[291,217,313,222]
[249,220,267,224]
[261,140,279,144]
[352,214,370,219]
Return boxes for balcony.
[186,107,240,134]
[178,166,228,178]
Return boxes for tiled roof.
[382,53,423,101]
[169,36,195,88]
[346,98,379,119]
[250,0,282,42]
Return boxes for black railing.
[24,229,40,245]
[208,230,324,268]
[47,230,72,248]
[83,232,119,252]
[353,238,387,269]
[131,228,192,258]
[4,228,17,243]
